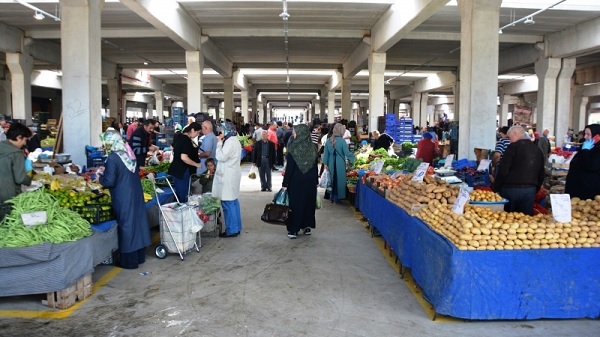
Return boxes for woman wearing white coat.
[213,122,243,237]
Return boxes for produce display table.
[355,180,600,320]
[0,223,118,297]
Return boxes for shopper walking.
[253,130,276,192]
[168,122,202,203]
[323,123,354,203]
[97,131,151,269]
[493,126,545,215]
[213,122,243,238]
[282,124,318,239]
[276,121,285,167]
[0,123,32,203]
[565,124,600,200]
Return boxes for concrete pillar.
[555,58,576,147]
[0,67,12,118]
[146,102,154,120]
[186,50,204,114]
[201,96,208,112]
[6,52,33,125]
[368,52,386,134]
[327,93,335,122]
[498,94,511,127]
[319,89,326,120]
[223,77,234,121]
[154,91,164,123]
[420,93,429,128]
[262,101,268,125]
[61,0,103,165]
[535,57,561,133]
[457,0,502,159]
[571,85,584,132]
[341,78,352,121]
[251,97,258,123]
[313,99,320,122]
[412,92,422,127]
[577,97,589,132]
[107,78,119,119]
[388,98,398,114]
[241,90,249,124]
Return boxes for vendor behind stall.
[128,119,158,171]
[97,131,151,269]
[0,123,33,203]
[565,124,600,200]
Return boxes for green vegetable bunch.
[141,179,155,195]
[0,190,93,248]
[145,161,171,173]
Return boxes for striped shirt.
[495,138,511,157]
[311,130,321,145]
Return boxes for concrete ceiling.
[1,0,600,109]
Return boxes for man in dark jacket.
[128,119,158,171]
[253,130,276,191]
[493,125,545,215]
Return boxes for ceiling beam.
[201,37,233,78]
[500,77,539,95]
[413,71,456,93]
[546,16,600,58]
[202,28,367,39]
[404,31,542,44]
[371,0,450,53]
[0,22,22,53]
[499,44,542,74]
[342,40,371,79]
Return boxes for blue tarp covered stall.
[355,180,600,320]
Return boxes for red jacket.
[416,139,439,164]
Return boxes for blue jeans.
[172,170,191,203]
[500,186,536,216]
[222,200,242,235]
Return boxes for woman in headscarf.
[97,131,151,269]
[565,124,600,200]
[415,132,440,164]
[323,123,354,204]
[212,122,243,237]
[168,122,202,202]
[282,124,318,239]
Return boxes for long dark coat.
[282,154,318,234]
[565,144,600,200]
[100,153,151,254]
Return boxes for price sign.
[370,160,385,174]
[391,170,404,180]
[444,154,454,168]
[477,159,491,172]
[550,194,572,223]
[411,162,430,182]
[451,188,470,215]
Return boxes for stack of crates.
[395,117,414,143]
[384,113,397,140]
[86,145,106,168]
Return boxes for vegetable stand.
[355,181,600,320]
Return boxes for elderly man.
[253,130,276,192]
[493,125,545,215]
[198,120,218,174]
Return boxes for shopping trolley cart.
[188,174,225,238]
[149,174,202,260]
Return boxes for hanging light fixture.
[33,11,45,20]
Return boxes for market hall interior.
[0,167,598,337]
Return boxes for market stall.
[355,179,600,320]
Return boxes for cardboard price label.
[550,194,572,223]
[451,188,470,215]
[411,162,430,182]
[444,154,454,168]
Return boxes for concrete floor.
[0,164,598,337]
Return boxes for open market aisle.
[0,164,598,336]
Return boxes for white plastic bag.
[319,168,330,189]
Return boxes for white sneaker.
[287,232,297,239]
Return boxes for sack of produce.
[248,165,257,179]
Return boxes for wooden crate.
[43,273,93,309]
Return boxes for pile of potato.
[570,196,600,221]
[387,175,460,212]
[469,189,504,202]
[415,201,600,250]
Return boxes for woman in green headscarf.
[282,124,318,239]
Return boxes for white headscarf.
[100,131,137,173]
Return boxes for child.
[199,158,216,193]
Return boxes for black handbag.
[261,203,292,226]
